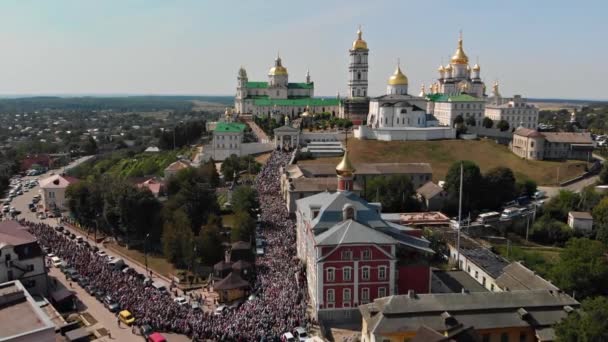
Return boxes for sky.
[0,0,607,100]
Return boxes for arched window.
[357,72,361,80]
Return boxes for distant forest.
[0,95,234,112]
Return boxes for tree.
[231,186,259,215]
[600,163,608,185]
[82,136,98,155]
[365,175,419,212]
[465,116,476,126]
[497,120,510,131]
[544,190,581,221]
[550,238,608,299]
[555,296,608,342]
[165,182,219,234]
[454,115,464,125]
[530,215,572,245]
[482,117,494,129]
[162,209,194,268]
[482,167,516,210]
[196,214,224,265]
[231,211,255,242]
[516,179,537,197]
[592,197,608,245]
[444,161,483,214]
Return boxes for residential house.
[164,160,191,179]
[40,174,78,211]
[567,211,593,231]
[510,128,593,161]
[416,182,448,211]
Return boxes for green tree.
[82,136,98,155]
[444,161,483,215]
[365,175,419,212]
[196,214,224,265]
[482,117,494,129]
[162,209,194,268]
[544,190,581,221]
[550,238,608,299]
[465,116,476,126]
[530,215,572,245]
[516,179,537,197]
[454,115,464,125]
[165,182,219,234]
[231,211,255,242]
[592,197,608,245]
[600,163,608,184]
[482,167,516,210]
[555,296,608,342]
[231,186,259,215]
[497,120,510,131]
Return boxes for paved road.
[8,157,190,342]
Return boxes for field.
[299,138,588,185]
[493,244,561,278]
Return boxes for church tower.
[348,27,369,98]
[336,146,356,192]
[268,53,289,99]
[235,66,248,114]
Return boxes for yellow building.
[214,272,250,303]
[359,290,579,342]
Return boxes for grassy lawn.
[300,138,588,185]
[106,243,179,279]
[222,213,237,228]
[493,244,561,277]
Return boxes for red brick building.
[296,149,434,322]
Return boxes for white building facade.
[485,93,539,130]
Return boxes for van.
[500,207,522,221]
[108,258,125,270]
[476,212,501,224]
[152,282,167,293]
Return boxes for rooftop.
[214,122,246,133]
[432,270,489,293]
[0,220,37,247]
[39,174,78,189]
[416,182,446,199]
[0,281,55,340]
[568,211,593,220]
[253,97,339,107]
[382,212,450,226]
[426,93,484,103]
[291,162,432,178]
[542,132,593,144]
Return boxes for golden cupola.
[472,63,480,71]
[268,54,288,76]
[438,65,445,72]
[336,148,356,177]
[388,64,408,85]
[451,34,469,65]
[352,27,368,50]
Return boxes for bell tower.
[348,26,369,98]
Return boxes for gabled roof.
[495,262,558,291]
[39,174,78,189]
[0,221,36,247]
[214,272,249,290]
[214,122,246,133]
[315,219,397,246]
[542,132,593,144]
[416,182,445,199]
[426,93,484,102]
[273,125,299,133]
[513,127,543,138]
[568,211,593,220]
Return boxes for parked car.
[119,310,135,326]
[214,305,227,316]
[173,297,188,306]
[533,190,546,200]
[51,256,63,267]
[293,327,308,342]
[281,332,296,342]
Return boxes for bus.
[476,212,501,224]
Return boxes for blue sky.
[0,0,606,99]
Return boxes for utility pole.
[525,213,530,242]
[144,233,150,275]
[456,162,463,270]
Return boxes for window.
[343,267,352,282]
[341,250,352,260]
[362,267,370,281]
[361,288,370,303]
[343,288,351,302]
[378,266,387,280]
[482,334,490,342]
[357,72,361,80]
[326,268,335,282]
[519,332,527,342]
[475,271,478,279]
[482,277,486,286]
[467,266,471,273]
[27,264,34,272]
[326,289,335,303]
[378,287,386,298]
[361,249,371,260]
[491,284,495,291]
[501,333,509,342]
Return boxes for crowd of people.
[22,150,309,341]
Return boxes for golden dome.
[388,64,408,85]
[472,63,480,71]
[301,105,311,117]
[336,148,356,176]
[438,65,445,72]
[445,64,453,71]
[269,55,288,76]
[352,27,368,50]
[451,35,469,65]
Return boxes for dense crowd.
[21,150,308,341]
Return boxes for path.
[241,115,270,143]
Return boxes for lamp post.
[144,233,150,275]
[191,244,197,286]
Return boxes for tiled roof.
[495,262,558,291]
[513,127,543,138]
[568,211,593,220]
[416,182,445,199]
[164,160,191,171]
[39,174,78,189]
[214,272,249,290]
[295,163,432,177]
[0,221,37,246]
[542,132,593,144]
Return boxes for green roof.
[288,82,314,89]
[245,95,269,100]
[426,93,484,102]
[253,97,340,107]
[246,81,268,89]
[214,122,246,133]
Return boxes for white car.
[96,251,108,259]
[293,327,308,342]
[214,304,227,316]
[281,332,295,342]
[174,297,188,306]
[51,256,63,267]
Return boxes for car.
[214,305,227,316]
[63,230,71,236]
[54,226,64,232]
[119,310,135,326]
[190,302,201,312]
[281,332,296,342]
[94,289,106,302]
[85,284,96,295]
[78,276,89,287]
[533,190,546,200]
[141,324,154,339]
[46,253,56,258]
[147,332,167,342]
[69,233,76,240]
[2,205,9,213]
[96,251,108,258]
[256,247,265,256]
[103,295,115,307]
[293,327,308,342]
[173,297,188,306]
[108,302,120,313]
[51,256,63,267]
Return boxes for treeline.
[0,149,19,195]
[220,154,262,182]
[155,120,207,150]
[443,160,537,215]
[364,175,420,212]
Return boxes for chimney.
[407,290,415,299]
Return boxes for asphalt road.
[8,157,190,342]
